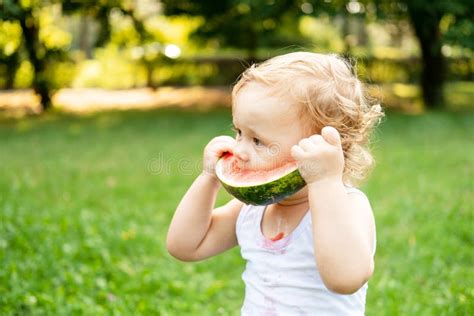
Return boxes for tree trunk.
[95,8,111,48]
[5,53,19,89]
[79,15,93,59]
[144,61,156,89]
[341,14,353,56]
[35,78,53,111]
[19,14,52,111]
[407,8,445,109]
[356,16,368,46]
[419,39,445,109]
[246,25,258,64]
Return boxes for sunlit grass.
[1,82,473,119]
[0,107,472,315]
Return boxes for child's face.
[232,82,308,171]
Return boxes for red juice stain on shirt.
[270,232,285,242]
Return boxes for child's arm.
[166,136,243,262]
[308,180,375,294]
[292,126,375,295]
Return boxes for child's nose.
[233,144,250,162]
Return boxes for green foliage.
[0,1,72,108]
[73,46,138,89]
[409,0,473,47]
[0,107,473,314]
[1,0,473,110]
[71,45,222,88]
[367,0,473,108]
[299,15,345,52]
[443,14,474,50]
[0,0,160,108]
[0,20,22,57]
[162,0,307,57]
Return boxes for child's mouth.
[222,153,295,172]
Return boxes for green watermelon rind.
[217,163,307,206]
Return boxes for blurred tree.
[164,0,472,109]
[64,0,165,87]
[119,5,162,88]
[300,0,472,108]
[161,0,306,62]
[0,1,70,110]
[62,0,116,48]
[62,0,155,50]
[78,15,93,59]
[0,0,156,111]
[366,0,473,109]
[0,20,22,89]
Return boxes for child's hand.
[291,126,344,185]
[202,136,236,178]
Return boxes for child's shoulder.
[344,185,365,194]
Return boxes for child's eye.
[232,127,241,137]
[253,137,262,146]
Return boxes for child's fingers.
[298,138,317,152]
[215,145,234,158]
[210,142,233,154]
[211,135,237,145]
[321,126,341,146]
[209,136,236,149]
[309,134,324,144]
[211,140,236,157]
[291,145,307,160]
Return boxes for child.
[166,52,384,315]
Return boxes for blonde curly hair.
[232,52,385,186]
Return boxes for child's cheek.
[272,146,294,164]
[247,150,270,170]
[259,147,292,170]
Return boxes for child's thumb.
[321,126,341,146]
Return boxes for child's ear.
[321,126,341,146]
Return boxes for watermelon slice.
[215,154,306,205]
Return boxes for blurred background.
[0,0,473,114]
[0,0,472,315]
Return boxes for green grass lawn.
[0,107,472,315]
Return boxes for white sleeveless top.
[236,187,376,316]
